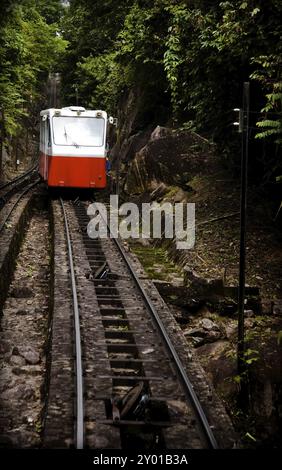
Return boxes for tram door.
[41,115,51,180]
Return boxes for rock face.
[124,126,215,194]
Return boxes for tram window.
[40,120,43,146]
[47,119,51,147]
[53,116,105,147]
[42,120,45,148]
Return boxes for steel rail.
[0,180,40,233]
[104,223,219,449]
[0,164,38,191]
[60,198,84,449]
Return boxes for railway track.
[0,166,39,233]
[0,165,38,209]
[45,198,222,449]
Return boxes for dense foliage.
[0,1,281,183]
[61,0,281,182]
[0,0,66,150]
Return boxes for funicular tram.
[39,106,113,189]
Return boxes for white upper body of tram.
[39,106,108,188]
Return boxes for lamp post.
[234,82,250,406]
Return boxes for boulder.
[17,346,40,365]
[184,322,222,346]
[183,267,224,295]
[225,323,237,339]
[200,318,219,331]
[183,327,206,338]
[124,128,215,194]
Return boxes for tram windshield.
[52,116,105,147]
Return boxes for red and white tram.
[39,106,109,188]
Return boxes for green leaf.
[245,432,256,442]
[251,8,261,17]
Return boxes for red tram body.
[39,107,108,188]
